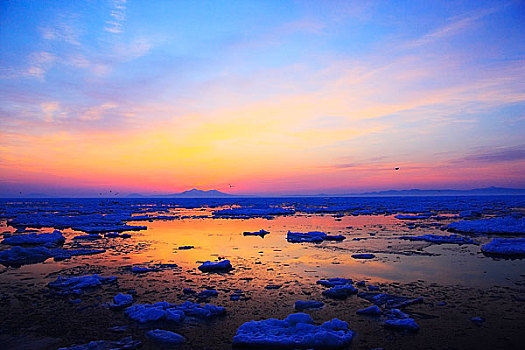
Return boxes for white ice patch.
[232,313,354,349]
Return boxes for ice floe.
[481,238,525,256]
[109,293,133,309]
[73,234,102,240]
[48,274,117,292]
[1,230,65,246]
[243,229,270,237]
[356,305,382,316]
[383,318,419,332]
[146,329,185,345]
[295,300,324,310]
[197,289,218,298]
[0,246,105,267]
[198,260,233,272]
[0,246,53,266]
[322,284,358,299]
[286,231,344,243]
[358,292,423,308]
[316,278,353,287]
[351,253,375,259]
[447,217,525,234]
[395,214,432,220]
[399,234,474,245]
[125,301,225,323]
[232,313,354,349]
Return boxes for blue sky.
[1,0,524,196]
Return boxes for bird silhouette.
[394,167,400,171]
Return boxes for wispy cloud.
[104,0,127,34]
[39,13,81,45]
[460,146,525,163]
[403,7,500,49]
[26,51,56,79]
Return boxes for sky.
[1,0,524,196]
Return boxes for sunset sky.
[1,0,524,196]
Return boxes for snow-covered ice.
[145,329,185,344]
[73,234,102,240]
[399,234,474,245]
[48,274,117,292]
[356,305,382,316]
[232,313,354,349]
[358,292,423,308]
[295,300,324,310]
[383,318,419,332]
[109,293,133,309]
[316,278,353,287]
[0,246,53,266]
[287,231,327,243]
[2,230,65,246]
[322,284,358,299]
[125,301,224,323]
[447,217,525,234]
[481,238,525,256]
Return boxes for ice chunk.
[295,300,324,310]
[358,292,423,308]
[52,248,106,261]
[447,217,525,234]
[232,313,354,349]
[175,300,225,318]
[1,230,65,246]
[198,260,232,272]
[0,246,52,267]
[322,285,358,299]
[48,274,116,291]
[385,308,409,319]
[125,301,224,323]
[197,289,218,298]
[146,329,185,345]
[243,229,270,237]
[287,231,327,243]
[109,293,133,309]
[356,305,382,316]
[104,232,131,238]
[481,238,525,256]
[316,278,353,287]
[383,318,419,332]
[73,234,102,240]
[351,254,375,259]
[395,214,431,220]
[324,234,346,241]
[265,284,282,290]
[399,234,474,245]
[131,266,159,273]
[368,285,380,291]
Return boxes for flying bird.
[394,167,400,171]
[229,184,234,188]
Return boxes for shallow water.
[0,196,524,349]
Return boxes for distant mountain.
[345,187,525,197]
[150,189,235,198]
